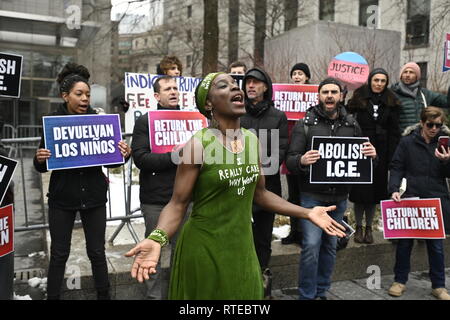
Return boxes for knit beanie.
[399,62,421,80]
[290,63,311,79]
[318,77,343,93]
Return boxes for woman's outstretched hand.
[308,205,346,237]
[124,239,162,282]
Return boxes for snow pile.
[272,225,290,240]
[28,251,46,258]
[13,293,32,300]
[28,277,47,292]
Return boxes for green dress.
[168,128,264,300]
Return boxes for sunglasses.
[425,122,443,129]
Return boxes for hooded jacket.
[33,103,126,210]
[131,104,180,205]
[286,103,362,202]
[388,124,450,232]
[240,67,288,195]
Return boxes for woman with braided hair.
[125,72,345,300]
[34,63,131,300]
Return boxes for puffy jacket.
[33,103,126,210]
[286,104,362,202]
[131,104,179,205]
[388,125,450,232]
[391,82,449,132]
[240,67,288,195]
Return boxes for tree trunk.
[253,0,267,68]
[202,0,219,76]
[228,0,240,65]
[284,0,298,31]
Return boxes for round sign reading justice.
[327,52,369,90]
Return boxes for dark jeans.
[252,204,275,270]
[394,239,446,288]
[47,206,109,299]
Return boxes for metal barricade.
[0,135,143,245]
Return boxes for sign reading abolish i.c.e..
[310,136,372,184]
[381,198,445,239]
[0,52,23,98]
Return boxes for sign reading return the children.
[0,204,14,258]
[310,136,372,184]
[124,73,202,133]
[272,84,319,121]
[381,198,445,239]
[43,114,124,170]
[0,155,18,205]
[148,110,208,153]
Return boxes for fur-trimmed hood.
[402,123,450,136]
[347,84,400,112]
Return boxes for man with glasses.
[286,78,377,300]
[391,62,449,132]
[387,106,450,300]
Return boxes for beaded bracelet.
[147,229,169,247]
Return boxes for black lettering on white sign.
[310,136,372,184]
[0,52,23,98]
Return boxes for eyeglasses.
[425,122,443,129]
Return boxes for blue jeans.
[298,194,347,300]
[394,239,446,288]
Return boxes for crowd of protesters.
[27,53,450,301]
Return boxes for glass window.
[187,5,192,18]
[417,62,428,88]
[32,80,59,98]
[359,0,379,27]
[319,0,335,21]
[406,0,430,46]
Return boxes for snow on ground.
[272,224,290,240]
[104,170,143,226]
[13,293,32,300]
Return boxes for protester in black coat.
[33,63,131,300]
[346,68,401,243]
[240,67,288,298]
[387,106,450,300]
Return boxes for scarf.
[398,81,420,99]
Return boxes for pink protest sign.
[381,198,445,239]
[272,84,319,121]
[148,110,208,153]
[328,52,369,90]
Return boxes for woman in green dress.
[125,73,345,300]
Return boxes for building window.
[187,5,192,18]
[417,62,428,88]
[359,0,379,27]
[319,0,335,22]
[186,29,192,42]
[406,0,430,47]
[186,55,192,68]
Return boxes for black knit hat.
[368,67,389,88]
[318,77,343,92]
[290,63,311,79]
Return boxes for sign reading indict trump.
[148,110,208,153]
[0,155,18,205]
[124,73,203,133]
[0,204,14,258]
[310,136,372,184]
[0,52,23,98]
[272,84,319,120]
[43,114,124,170]
[381,199,445,239]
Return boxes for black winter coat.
[388,125,450,233]
[33,103,126,210]
[240,68,288,195]
[286,104,362,202]
[346,85,401,203]
[131,104,179,205]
